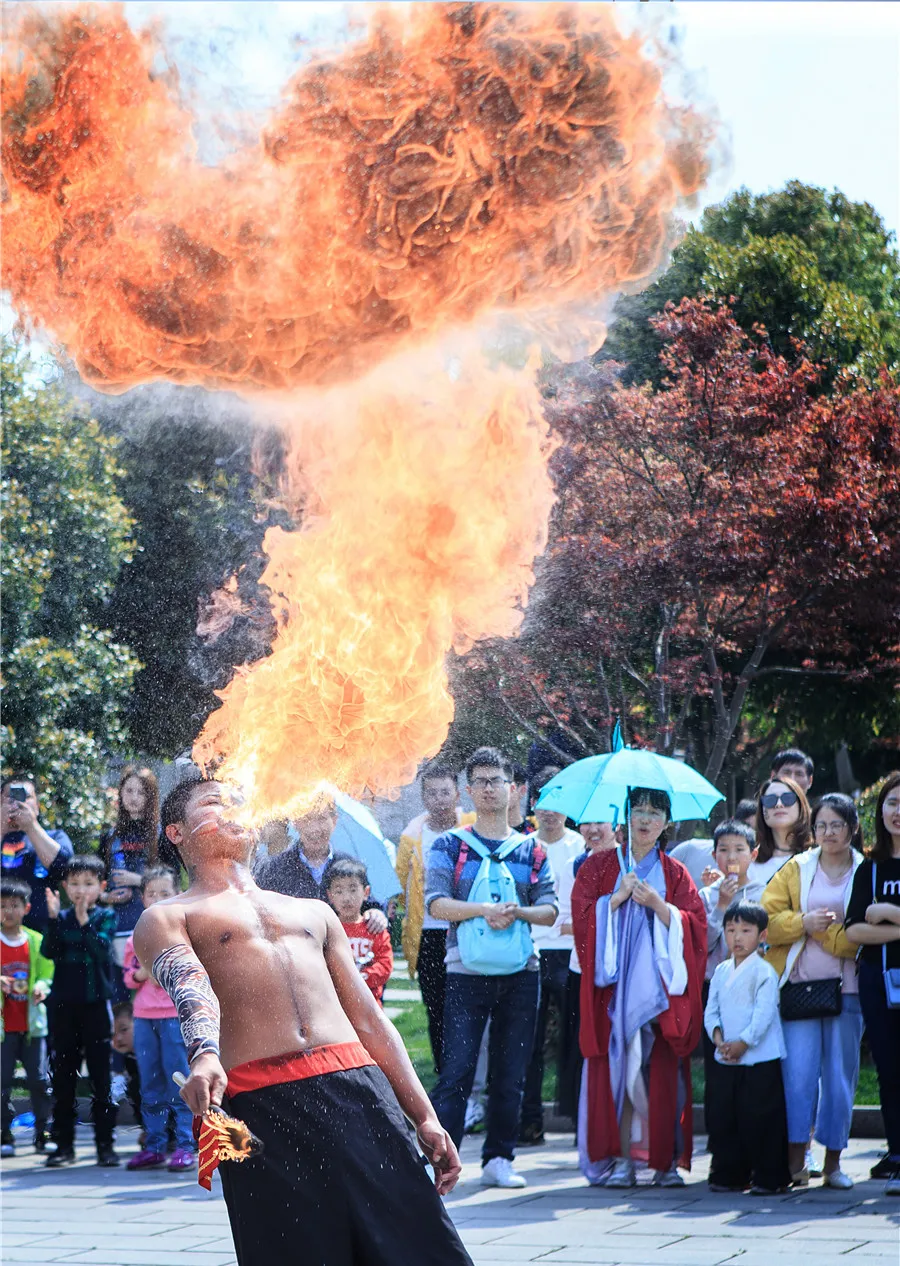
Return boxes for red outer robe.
[572,849,707,1172]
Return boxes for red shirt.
[341,921,393,1005]
[1,933,31,1032]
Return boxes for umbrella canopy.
[327,785,402,907]
[535,749,724,826]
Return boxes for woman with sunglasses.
[845,771,900,1194]
[761,794,864,1189]
[750,778,813,888]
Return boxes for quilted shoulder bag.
[779,975,842,1021]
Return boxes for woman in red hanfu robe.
[572,788,707,1188]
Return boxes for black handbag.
[779,976,842,1021]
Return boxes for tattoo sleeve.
[153,944,221,1064]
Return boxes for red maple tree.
[457,299,900,783]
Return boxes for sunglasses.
[761,790,798,810]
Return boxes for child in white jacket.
[704,901,790,1195]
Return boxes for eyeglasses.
[632,806,667,820]
[760,791,798,810]
[814,821,847,836]
[469,777,510,791]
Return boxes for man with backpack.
[425,747,557,1189]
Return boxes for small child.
[41,855,118,1167]
[123,866,195,1172]
[1,879,54,1156]
[699,821,762,979]
[704,901,790,1195]
[325,859,393,1005]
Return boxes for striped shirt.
[424,828,557,974]
[41,907,117,1004]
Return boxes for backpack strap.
[448,827,487,888]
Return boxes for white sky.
[132,1,898,237]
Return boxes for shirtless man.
[134,776,471,1266]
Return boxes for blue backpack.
[453,828,535,975]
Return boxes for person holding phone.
[0,776,73,933]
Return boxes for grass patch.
[391,998,437,1093]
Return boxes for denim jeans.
[430,969,539,1165]
[133,1017,194,1152]
[781,993,864,1150]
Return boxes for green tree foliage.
[88,387,280,757]
[1,342,140,843]
[600,182,900,386]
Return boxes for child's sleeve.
[40,916,63,961]
[362,930,394,1002]
[80,908,117,960]
[704,968,723,1041]
[738,966,780,1049]
[122,936,141,990]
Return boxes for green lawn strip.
[690,1060,880,1106]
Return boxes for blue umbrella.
[535,749,723,829]
[326,786,401,907]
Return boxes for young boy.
[704,901,790,1195]
[122,866,196,1171]
[699,821,762,979]
[325,859,393,1005]
[1,879,54,1156]
[110,999,144,1134]
[41,855,119,1167]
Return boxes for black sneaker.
[46,1149,76,1168]
[96,1145,120,1167]
[33,1130,51,1154]
[870,1154,900,1180]
[517,1123,545,1146]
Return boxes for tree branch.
[493,692,578,766]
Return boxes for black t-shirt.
[845,856,900,969]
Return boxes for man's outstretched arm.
[133,904,227,1115]
[322,906,462,1194]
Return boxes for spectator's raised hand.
[716,873,740,910]
[45,887,60,919]
[802,909,836,935]
[701,865,724,888]
[362,907,389,935]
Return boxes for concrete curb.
[543,1103,886,1139]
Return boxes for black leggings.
[220,1064,472,1266]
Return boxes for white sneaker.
[653,1165,686,1188]
[481,1157,527,1189]
[604,1158,636,1188]
[464,1098,485,1133]
[822,1169,853,1190]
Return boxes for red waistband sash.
[226,1040,375,1098]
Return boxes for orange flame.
[2,3,711,817]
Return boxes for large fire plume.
[2,2,711,817]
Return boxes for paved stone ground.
[2,1127,898,1265]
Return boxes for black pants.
[221,1065,472,1266]
[706,1057,790,1191]
[521,949,570,1130]
[49,1001,115,1151]
[418,929,447,1075]
[1,1032,51,1132]
[859,958,900,1155]
[557,969,583,1122]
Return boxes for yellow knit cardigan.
[760,846,862,981]
[395,810,476,976]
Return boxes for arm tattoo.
[153,944,221,1064]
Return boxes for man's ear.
[165,822,184,847]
